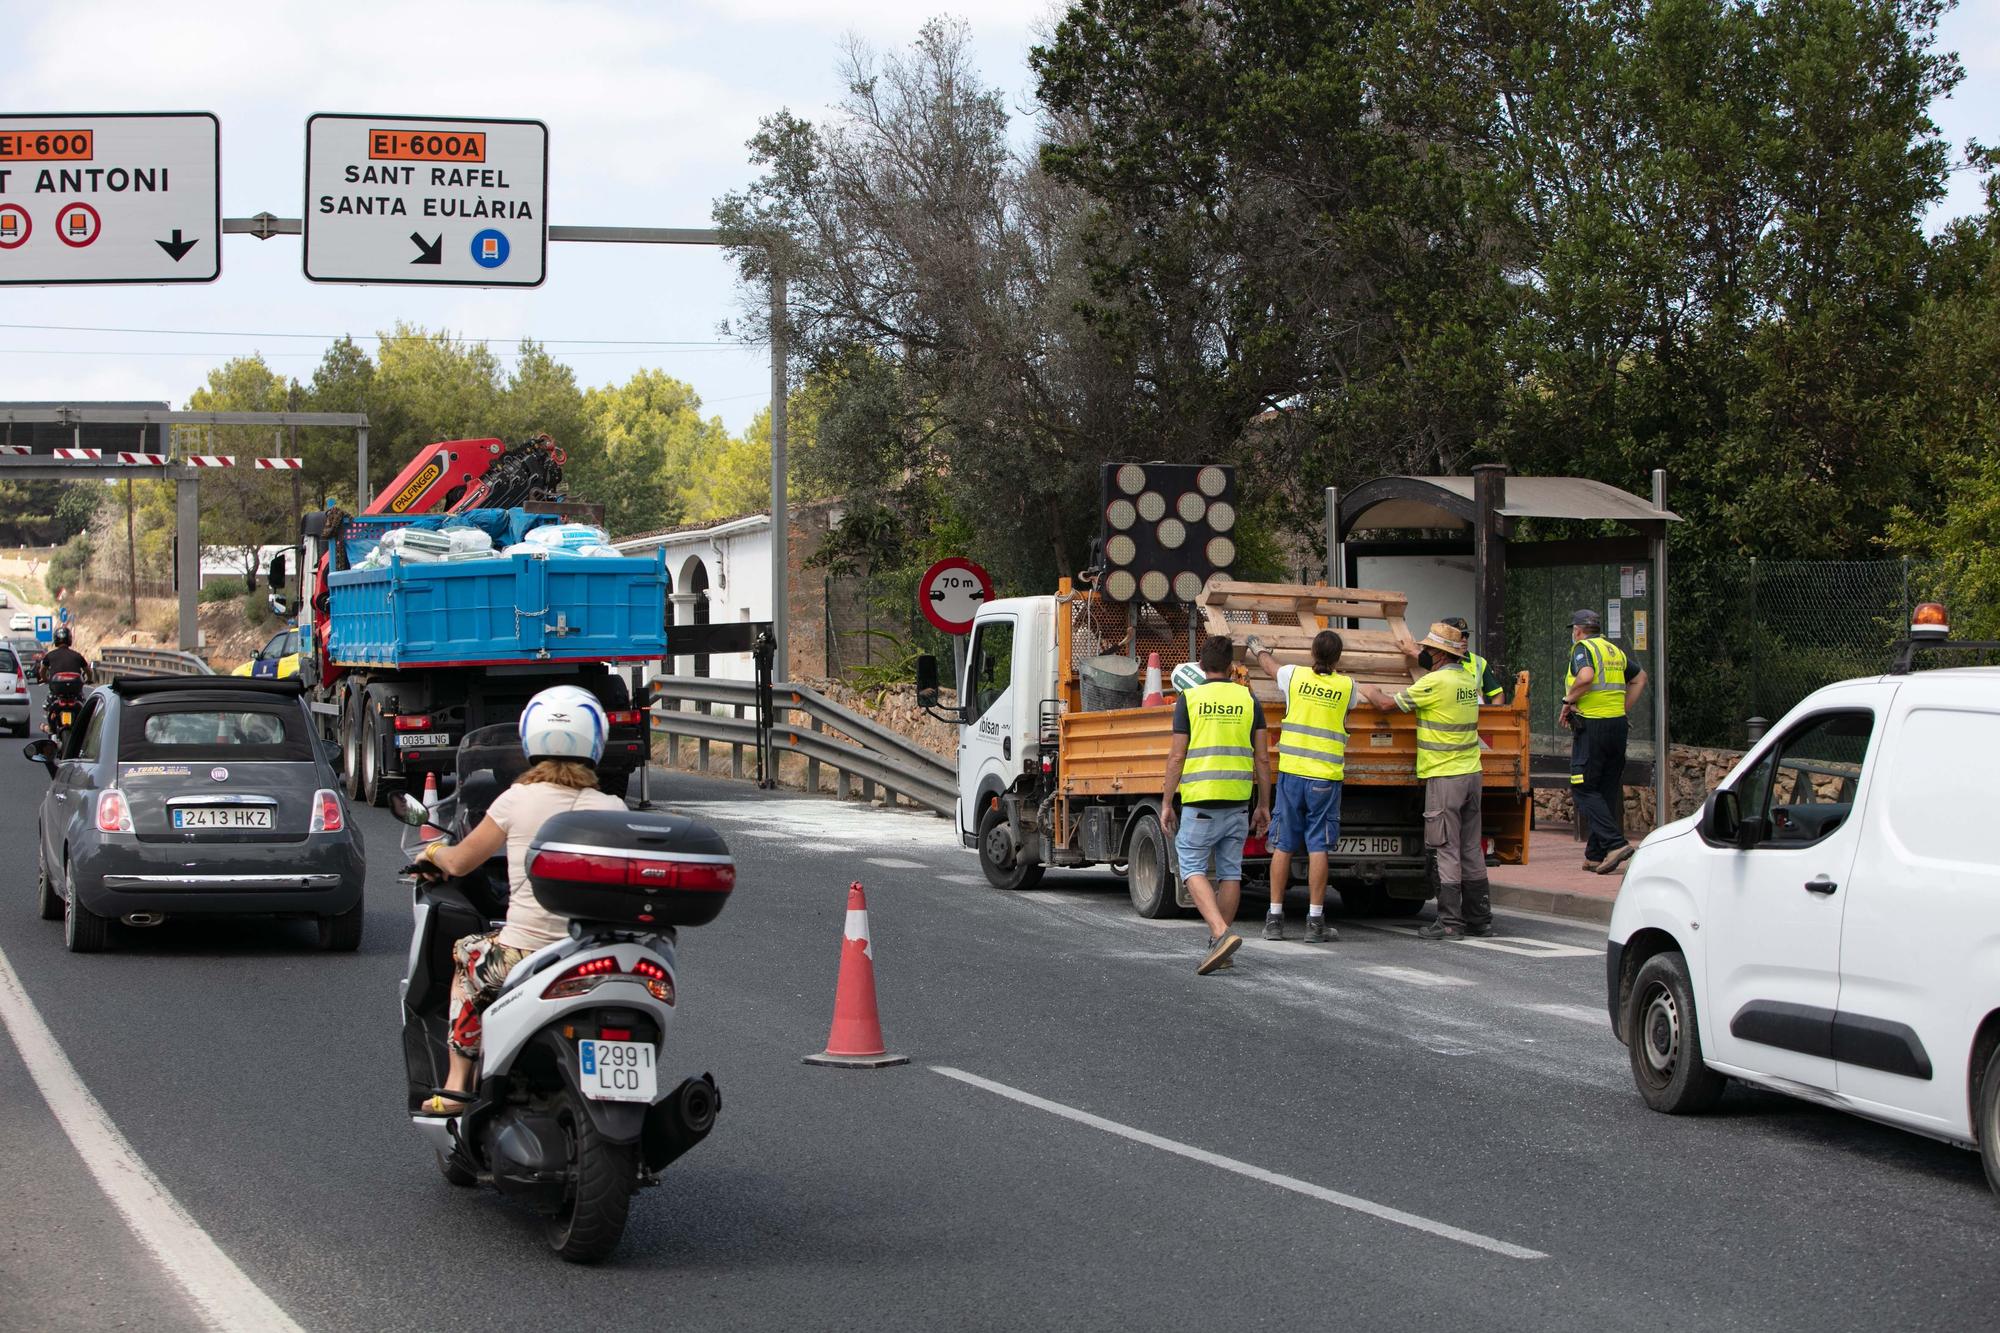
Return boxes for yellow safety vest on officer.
[1566,635,1629,719]
[1275,667,1353,781]
[1178,679,1259,803]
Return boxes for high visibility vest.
[1467,652,1503,703]
[1179,679,1258,804]
[1277,668,1352,781]
[1566,635,1629,719]
[1404,661,1483,780]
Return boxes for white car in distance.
[1608,602,2000,1195]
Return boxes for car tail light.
[599,1027,633,1041]
[310,788,344,834]
[545,955,674,1004]
[606,710,644,726]
[392,714,433,731]
[96,788,134,834]
[529,848,735,891]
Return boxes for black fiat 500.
[25,677,365,953]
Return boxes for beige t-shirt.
[488,781,627,950]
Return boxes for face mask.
[1418,649,1435,671]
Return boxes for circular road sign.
[56,202,101,248]
[919,557,993,635]
[0,204,30,249]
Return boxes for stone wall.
[1533,743,1744,839]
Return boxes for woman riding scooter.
[415,685,626,1115]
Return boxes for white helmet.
[519,685,607,764]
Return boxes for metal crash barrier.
[95,645,216,679]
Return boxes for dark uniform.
[1567,634,1638,863]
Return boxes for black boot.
[1462,877,1494,936]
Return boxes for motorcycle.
[391,724,730,1262]
[43,671,83,745]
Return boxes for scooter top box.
[527,809,735,928]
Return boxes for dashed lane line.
[1524,1002,1609,1026]
[0,942,307,1333]
[865,857,927,870]
[933,1065,1548,1261]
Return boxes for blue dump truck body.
[324,509,667,668]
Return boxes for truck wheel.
[360,707,397,808]
[1124,811,1179,919]
[1625,952,1727,1114]
[978,805,1043,892]
[340,690,364,800]
[1978,1043,2000,1198]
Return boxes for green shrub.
[241,590,272,628]
[44,534,92,597]
[200,577,247,603]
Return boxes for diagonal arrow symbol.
[410,232,442,265]
[155,229,198,262]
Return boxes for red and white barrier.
[182,455,235,467]
[0,445,28,456]
[254,457,304,470]
[53,447,102,460]
[117,452,169,465]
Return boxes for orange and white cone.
[804,882,909,1068]
[422,771,440,816]
[1141,651,1164,706]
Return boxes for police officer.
[1365,621,1491,939]
[1559,609,1649,874]
[1162,634,1271,975]
[1246,629,1350,943]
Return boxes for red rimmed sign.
[918,558,993,636]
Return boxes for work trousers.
[1423,771,1490,931]
[1571,714,1630,862]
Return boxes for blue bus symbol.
[470,229,510,269]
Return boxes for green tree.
[302,335,376,508]
[365,324,505,494]
[579,368,733,536]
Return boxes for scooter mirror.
[388,791,429,826]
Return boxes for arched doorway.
[678,556,712,677]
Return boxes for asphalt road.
[2,755,1996,1331]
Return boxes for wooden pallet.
[1196,578,1423,697]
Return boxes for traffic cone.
[1141,651,1165,706]
[422,771,440,816]
[803,882,909,1068]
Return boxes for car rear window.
[119,704,315,761]
[0,648,16,673]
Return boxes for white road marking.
[1525,1002,1607,1026]
[942,874,987,887]
[1359,964,1474,988]
[1457,935,1603,959]
[0,943,306,1333]
[933,1066,1546,1261]
[865,857,927,870]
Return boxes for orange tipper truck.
[924,577,1531,918]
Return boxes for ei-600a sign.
[303,114,547,287]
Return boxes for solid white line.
[932,1066,1546,1261]
[0,943,307,1333]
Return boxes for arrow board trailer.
[0,113,220,284]
[303,114,547,286]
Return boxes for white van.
[1608,605,2000,1194]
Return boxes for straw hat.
[1418,621,1470,658]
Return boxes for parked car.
[0,588,10,608]
[8,611,33,632]
[1608,603,2000,1195]
[0,646,26,735]
[25,675,365,953]
[230,627,303,679]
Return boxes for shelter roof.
[1341,475,1678,534]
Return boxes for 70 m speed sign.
[919,558,993,635]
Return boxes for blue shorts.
[1271,773,1341,855]
[1174,804,1249,883]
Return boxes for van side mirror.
[269,551,288,591]
[915,654,942,708]
[1704,789,1764,849]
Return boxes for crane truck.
[267,435,665,805]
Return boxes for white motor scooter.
[392,725,729,1263]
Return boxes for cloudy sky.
[0,0,1992,435]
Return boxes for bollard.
[1746,716,1768,745]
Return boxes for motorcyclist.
[415,686,626,1115]
[36,625,90,686]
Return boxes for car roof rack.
[110,676,307,698]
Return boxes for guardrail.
[651,675,955,817]
[95,645,216,679]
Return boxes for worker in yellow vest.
[1559,608,1649,875]
[1246,629,1349,944]
[1365,620,1491,940]
[1162,634,1272,976]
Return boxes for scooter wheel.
[437,1148,477,1188]
[544,1092,636,1263]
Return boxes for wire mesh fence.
[822,573,958,684]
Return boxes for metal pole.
[356,425,370,509]
[769,270,789,682]
[1472,464,1507,666]
[124,473,137,626]
[176,475,200,652]
[1324,486,1341,587]
[1652,468,1670,829]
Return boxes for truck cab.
[954,596,1059,850]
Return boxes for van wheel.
[1125,811,1179,919]
[978,805,1043,892]
[1625,952,1727,1114]
[1978,1044,2000,1198]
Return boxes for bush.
[241,590,272,628]
[44,534,92,598]
[200,577,247,603]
